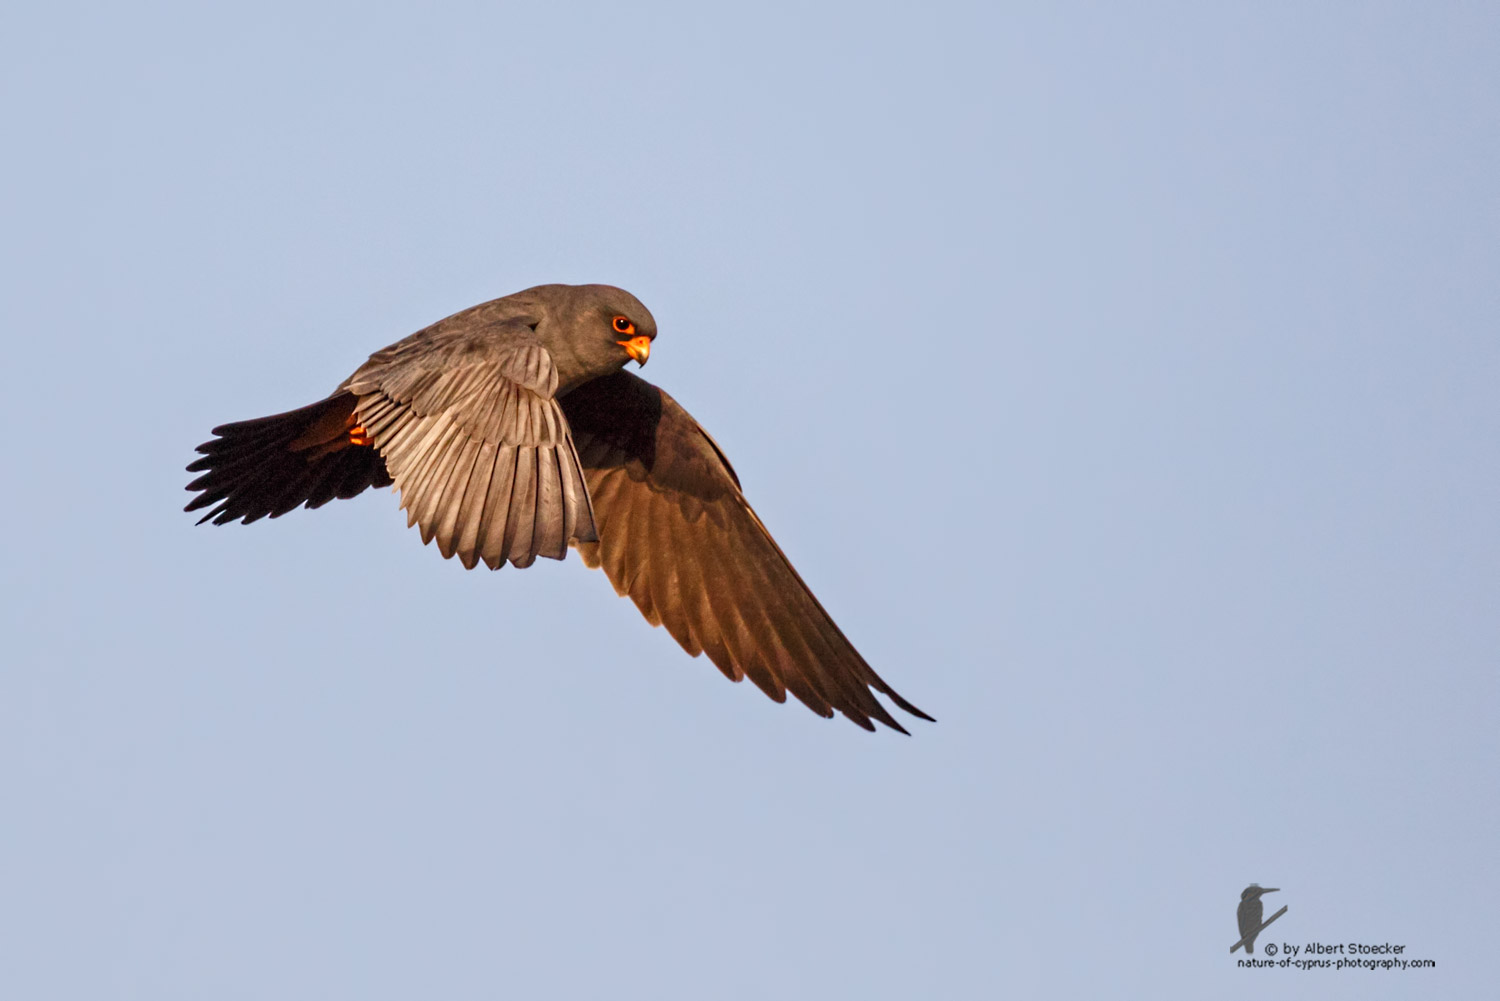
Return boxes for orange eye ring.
[612,315,635,335]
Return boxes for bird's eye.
[612,315,635,335]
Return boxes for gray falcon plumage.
[186,283,930,733]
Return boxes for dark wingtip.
[883,686,936,723]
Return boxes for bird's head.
[1241,885,1279,901]
[525,284,657,393]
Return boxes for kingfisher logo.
[1231,884,1287,954]
[1230,885,1436,971]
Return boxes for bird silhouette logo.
[1231,884,1287,953]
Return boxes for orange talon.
[348,424,372,447]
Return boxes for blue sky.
[2,3,1496,998]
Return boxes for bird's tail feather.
[185,392,392,525]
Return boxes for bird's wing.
[344,320,596,569]
[561,370,931,733]
[1237,901,1262,940]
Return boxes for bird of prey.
[185,284,930,733]
[1236,885,1279,953]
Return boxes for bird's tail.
[185,392,391,525]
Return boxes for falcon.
[185,284,930,732]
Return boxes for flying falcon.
[185,284,930,733]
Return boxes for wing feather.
[434,437,482,558]
[533,441,564,560]
[454,442,497,570]
[505,447,538,568]
[562,370,930,732]
[345,320,594,568]
[479,446,520,571]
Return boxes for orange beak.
[617,334,651,366]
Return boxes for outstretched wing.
[345,320,596,570]
[561,370,930,733]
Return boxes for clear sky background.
[2,3,1496,998]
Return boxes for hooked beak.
[617,334,651,367]
[615,336,651,367]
